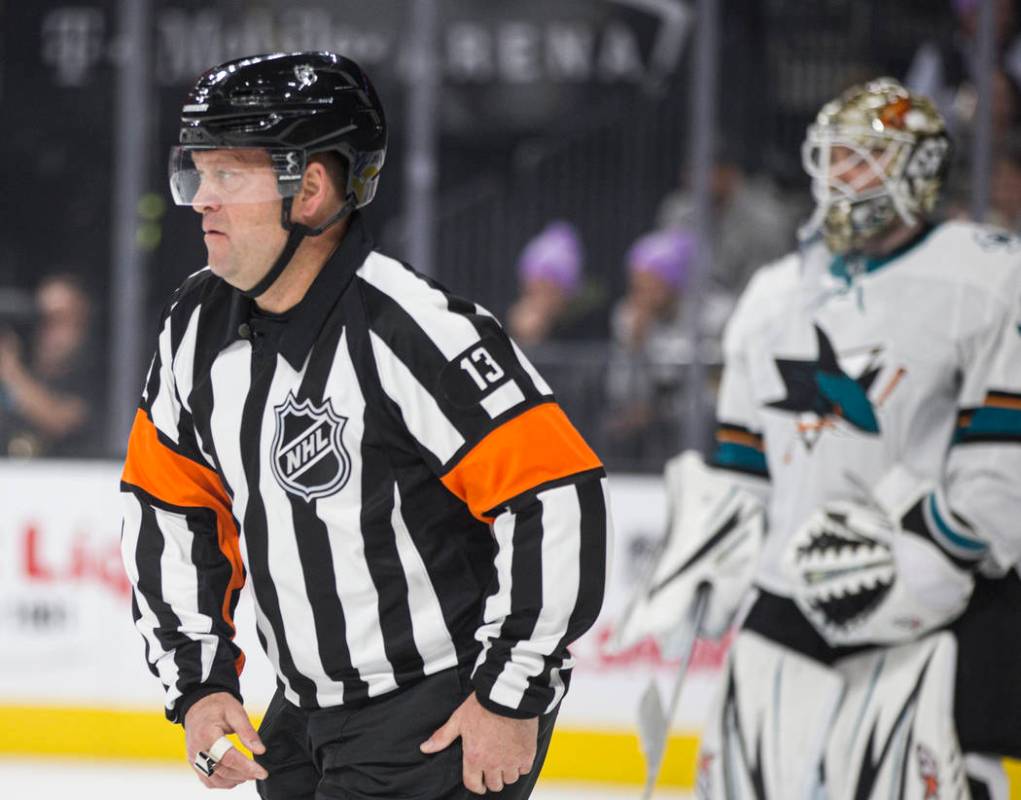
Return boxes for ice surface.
[0,757,691,799]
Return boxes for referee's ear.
[292,159,335,225]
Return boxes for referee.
[120,52,610,799]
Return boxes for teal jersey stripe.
[955,406,1021,442]
[927,493,986,554]
[712,442,769,477]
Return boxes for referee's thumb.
[226,705,266,755]
[420,717,459,754]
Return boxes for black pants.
[255,665,559,800]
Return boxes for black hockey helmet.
[173,51,386,209]
[170,52,387,297]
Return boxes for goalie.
[618,77,1021,799]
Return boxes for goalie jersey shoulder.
[722,251,804,356]
[894,222,1021,338]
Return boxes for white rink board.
[0,460,721,730]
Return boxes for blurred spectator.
[990,132,1021,230]
[506,220,605,346]
[656,158,801,293]
[906,0,1021,142]
[603,229,728,466]
[0,273,101,458]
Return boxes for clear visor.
[802,128,908,204]
[168,146,306,206]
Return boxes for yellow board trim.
[0,706,1018,797]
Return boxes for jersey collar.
[828,224,934,285]
[221,211,375,369]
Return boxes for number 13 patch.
[440,336,522,414]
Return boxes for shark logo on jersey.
[271,393,351,502]
[768,325,886,449]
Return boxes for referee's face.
[190,149,289,292]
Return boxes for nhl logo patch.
[271,393,351,502]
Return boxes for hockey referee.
[119,52,610,799]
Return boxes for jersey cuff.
[172,683,244,726]
[901,493,987,571]
[473,689,540,720]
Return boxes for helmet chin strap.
[240,194,357,300]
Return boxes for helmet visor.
[169,146,306,206]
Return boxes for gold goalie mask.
[801,77,952,255]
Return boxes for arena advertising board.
[0,461,722,722]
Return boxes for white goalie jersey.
[714,220,1021,598]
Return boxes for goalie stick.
[637,582,712,800]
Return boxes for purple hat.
[518,221,583,296]
[626,229,697,290]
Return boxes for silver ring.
[193,735,234,777]
[193,750,218,777]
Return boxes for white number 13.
[459,346,505,391]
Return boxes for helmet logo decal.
[294,64,317,89]
[879,97,912,130]
[284,152,301,175]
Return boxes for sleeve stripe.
[954,404,1021,444]
[151,315,182,443]
[710,442,770,478]
[485,493,548,710]
[170,305,202,414]
[537,476,608,713]
[496,467,606,517]
[122,494,181,699]
[369,331,465,464]
[709,421,769,478]
[716,428,764,450]
[440,402,603,523]
[480,379,526,418]
[986,390,1021,408]
[134,501,204,700]
[925,492,987,556]
[122,409,244,632]
[359,253,481,360]
[469,303,554,398]
[475,476,609,716]
[902,494,986,570]
[359,277,540,446]
[508,338,554,397]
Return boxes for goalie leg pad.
[963,754,1008,800]
[697,630,844,799]
[825,632,967,800]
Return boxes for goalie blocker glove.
[786,465,976,647]
[613,451,765,651]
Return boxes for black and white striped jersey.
[120,213,610,723]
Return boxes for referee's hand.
[420,691,538,795]
[184,692,269,789]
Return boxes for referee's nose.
[191,178,222,215]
